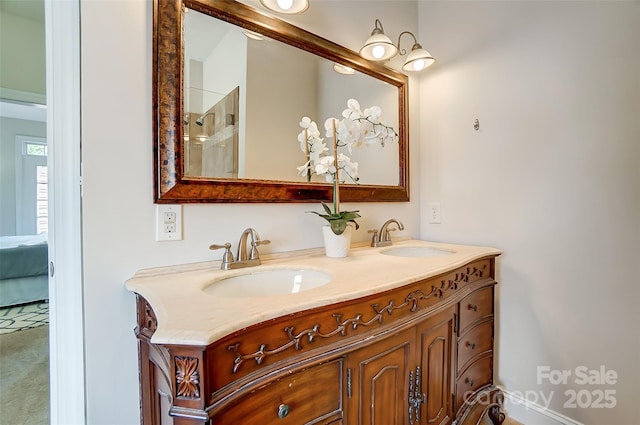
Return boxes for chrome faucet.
[369,219,404,247]
[209,228,271,270]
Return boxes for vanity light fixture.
[360,19,435,72]
[359,19,398,62]
[333,63,355,75]
[242,30,264,41]
[259,0,309,14]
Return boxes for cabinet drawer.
[459,286,493,333]
[455,355,492,410]
[213,360,342,425]
[457,320,493,372]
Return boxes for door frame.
[45,0,86,423]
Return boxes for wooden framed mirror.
[153,0,409,203]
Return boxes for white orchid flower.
[342,98,363,119]
[297,131,308,153]
[324,117,340,139]
[299,116,313,129]
[297,161,312,177]
[299,118,325,154]
[297,99,396,186]
[308,139,328,161]
[337,118,362,152]
[336,153,359,183]
[315,155,337,177]
[363,106,382,123]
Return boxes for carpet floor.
[0,325,49,424]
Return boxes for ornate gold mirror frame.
[154,0,409,203]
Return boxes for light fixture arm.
[396,31,420,56]
[371,19,386,36]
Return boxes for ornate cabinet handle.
[408,366,426,425]
[468,304,478,312]
[466,341,476,349]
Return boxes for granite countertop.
[125,239,501,346]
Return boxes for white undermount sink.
[203,268,332,298]
[380,246,455,258]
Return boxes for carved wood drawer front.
[457,320,493,374]
[459,286,493,333]
[455,354,492,410]
[212,359,343,425]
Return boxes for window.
[36,165,48,234]
[16,136,48,235]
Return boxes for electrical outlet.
[165,211,176,223]
[157,205,182,241]
[429,202,441,224]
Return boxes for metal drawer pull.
[465,377,474,387]
[468,304,478,312]
[466,341,476,349]
[277,404,290,419]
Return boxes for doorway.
[1,0,85,423]
[0,99,50,423]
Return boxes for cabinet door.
[417,307,455,425]
[139,342,174,425]
[346,329,416,425]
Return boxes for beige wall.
[80,1,420,423]
[81,1,640,423]
[418,1,640,423]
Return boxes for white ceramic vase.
[322,225,352,258]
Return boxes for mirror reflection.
[183,8,400,185]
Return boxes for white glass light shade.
[259,0,309,14]
[242,30,264,40]
[401,45,435,72]
[359,32,398,61]
[333,63,355,75]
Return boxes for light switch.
[429,202,441,224]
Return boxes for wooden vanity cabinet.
[134,257,504,425]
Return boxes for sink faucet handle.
[368,229,379,247]
[249,238,270,260]
[209,243,234,266]
[253,238,271,247]
[383,226,399,241]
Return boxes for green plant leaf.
[321,202,333,215]
[330,220,347,235]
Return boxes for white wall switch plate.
[156,204,183,241]
[429,202,441,224]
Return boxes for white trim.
[501,388,584,425]
[45,0,86,424]
[0,88,47,105]
[0,98,47,122]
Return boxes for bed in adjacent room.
[0,234,49,308]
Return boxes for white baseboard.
[501,388,584,425]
